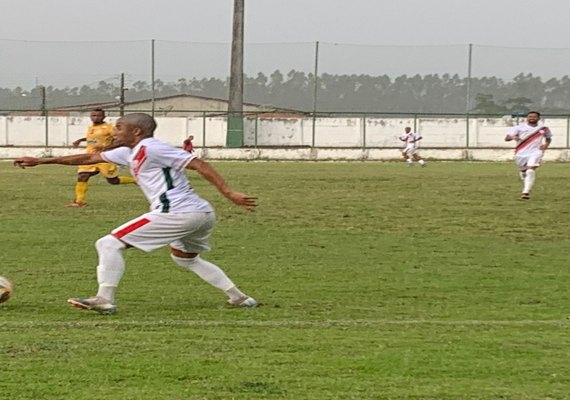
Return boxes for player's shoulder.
[509,124,525,133]
[142,138,179,155]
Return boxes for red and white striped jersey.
[102,138,214,214]
[507,124,552,155]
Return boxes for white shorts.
[515,153,543,171]
[111,211,215,253]
[402,146,417,156]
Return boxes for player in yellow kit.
[66,108,136,208]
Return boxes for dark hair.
[92,108,105,114]
[527,111,541,117]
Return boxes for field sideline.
[1,161,570,399]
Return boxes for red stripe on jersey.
[515,132,543,154]
[113,218,151,239]
[132,146,147,176]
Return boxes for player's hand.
[72,139,82,148]
[226,192,258,212]
[13,157,40,168]
[540,144,548,151]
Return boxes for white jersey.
[101,137,214,214]
[402,132,420,148]
[507,124,552,156]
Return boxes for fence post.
[202,111,206,147]
[311,41,319,148]
[466,115,470,148]
[151,39,155,117]
[362,114,367,149]
[566,115,570,148]
[40,86,48,147]
[465,44,473,149]
[255,113,259,148]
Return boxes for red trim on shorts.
[113,218,151,239]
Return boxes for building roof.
[54,93,299,114]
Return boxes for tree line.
[2,71,570,114]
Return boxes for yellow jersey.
[85,123,114,154]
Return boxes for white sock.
[523,169,536,194]
[519,171,527,181]
[171,255,246,301]
[406,159,413,165]
[95,235,126,303]
[418,159,425,165]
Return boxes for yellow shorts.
[77,162,119,178]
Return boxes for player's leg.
[522,167,536,199]
[514,156,531,199]
[522,155,542,199]
[404,148,413,166]
[68,213,164,314]
[66,170,97,207]
[169,212,257,307]
[67,234,128,314]
[100,163,136,185]
[413,153,426,167]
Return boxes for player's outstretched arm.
[72,138,87,147]
[14,153,104,168]
[186,158,257,212]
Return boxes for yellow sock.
[118,176,137,184]
[75,182,89,203]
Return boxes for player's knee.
[77,173,91,183]
[96,235,126,253]
[106,177,120,185]
[170,253,199,271]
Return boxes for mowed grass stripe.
[1,318,569,329]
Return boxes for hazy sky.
[2,0,570,88]
[2,0,570,46]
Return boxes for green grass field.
[1,160,570,399]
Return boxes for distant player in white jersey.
[14,113,258,314]
[505,111,552,200]
[399,127,426,167]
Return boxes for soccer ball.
[0,276,13,304]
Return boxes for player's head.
[404,127,411,133]
[90,108,106,125]
[114,113,157,148]
[527,111,541,124]
[189,135,194,140]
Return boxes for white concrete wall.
[2,115,569,161]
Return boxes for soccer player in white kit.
[399,127,426,167]
[504,111,552,200]
[14,113,258,314]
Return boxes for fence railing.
[4,40,570,114]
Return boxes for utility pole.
[227,0,244,147]
[119,73,128,116]
[40,85,48,146]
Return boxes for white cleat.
[228,296,258,308]
[67,296,117,315]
